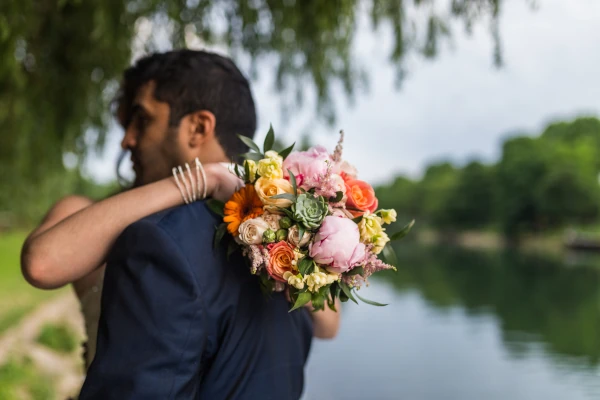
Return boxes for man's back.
[80,202,313,399]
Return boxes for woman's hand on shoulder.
[204,163,244,203]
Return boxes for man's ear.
[186,110,216,148]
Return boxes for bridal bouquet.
[208,127,414,312]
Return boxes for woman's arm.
[21,163,240,289]
[307,299,341,339]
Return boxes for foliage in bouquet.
[207,126,414,312]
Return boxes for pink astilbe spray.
[243,245,265,274]
[343,244,396,288]
[332,130,344,163]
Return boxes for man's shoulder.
[137,201,221,233]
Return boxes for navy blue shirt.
[80,202,313,399]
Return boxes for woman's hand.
[204,163,244,202]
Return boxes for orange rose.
[345,179,378,218]
[266,241,297,282]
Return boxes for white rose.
[288,225,311,248]
[238,217,270,245]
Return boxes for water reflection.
[303,245,600,400]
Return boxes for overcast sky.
[85,0,600,186]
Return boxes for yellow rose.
[257,156,283,179]
[244,160,257,182]
[283,271,305,290]
[358,212,384,243]
[254,177,295,209]
[379,209,397,225]
[372,231,390,254]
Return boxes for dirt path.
[0,292,86,399]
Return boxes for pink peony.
[309,216,366,274]
[283,146,336,187]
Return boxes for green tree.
[376,175,418,223]
[0,0,521,223]
[443,161,496,230]
[534,139,600,227]
[415,162,459,228]
[495,136,549,238]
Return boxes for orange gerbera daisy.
[223,185,264,235]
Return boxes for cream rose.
[288,225,311,247]
[255,177,295,209]
[261,211,283,230]
[237,217,270,245]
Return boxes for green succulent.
[292,194,328,229]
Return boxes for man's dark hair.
[116,49,256,160]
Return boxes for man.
[79,49,314,399]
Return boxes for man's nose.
[121,126,137,150]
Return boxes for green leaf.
[279,142,296,159]
[311,292,325,311]
[326,296,337,312]
[270,193,297,201]
[329,281,341,299]
[241,152,263,162]
[390,219,415,241]
[244,161,251,182]
[340,281,358,304]
[238,134,262,154]
[352,216,363,224]
[330,191,344,203]
[298,224,305,243]
[346,266,364,276]
[289,291,312,312]
[354,291,388,307]
[234,163,243,179]
[339,290,349,303]
[298,258,314,276]
[275,207,295,219]
[382,243,398,267]
[206,199,225,217]
[288,169,297,194]
[259,272,275,296]
[263,124,275,153]
[213,223,227,249]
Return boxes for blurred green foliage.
[0,0,513,225]
[377,117,600,239]
[36,323,78,354]
[0,232,64,333]
[0,358,54,400]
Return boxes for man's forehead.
[134,80,158,108]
